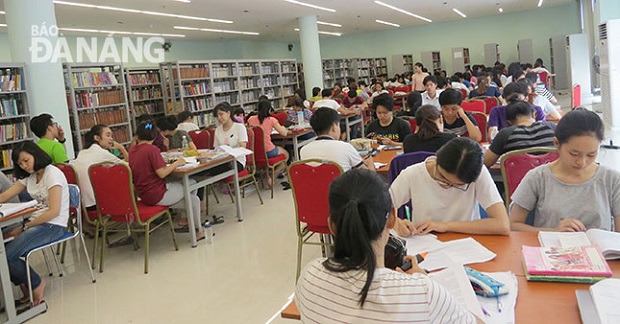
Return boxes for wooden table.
[281,232,620,322]
[171,154,242,247]
[271,129,316,161]
[0,208,48,323]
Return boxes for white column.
[4,0,74,158]
[298,15,323,98]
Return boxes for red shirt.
[342,95,365,108]
[129,143,167,205]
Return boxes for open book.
[538,229,620,260]
[522,245,612,277]
[216,145,253,159]
[577,279,620,324]
[0,200,37,217]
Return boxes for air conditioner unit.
[599,19,620,130]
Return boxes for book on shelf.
[129,73,160,85]
[0,122,27,142]
[183,82,209,96]
[133,102,164,116]
[0,98,21,117]
[68,90,125,108]
[184,98,210,112]
[522,245,612,281]
[0,72,22,92]
[71,71,119,88]
[576,279,620,324]
[538,229,620,260]
[131,87,162,101]
[77,109,127,130]
[0,200,37,217]
[173,67,208,80]
[0,149,13,168]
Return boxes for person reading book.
[365,93,412,147]
[510,110,620,232]
[0,172,19,203]
[295,169,475,323]
[0,141,70,305]
[390,137,510,236]
[212,102,247,173]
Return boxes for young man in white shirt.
[300,108,375,172]
[312,88,342,111]
[421,75,443,110]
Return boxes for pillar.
[298,15,323,98]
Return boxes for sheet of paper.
[429,265,485,321]
[559,232,592,247]
[397,232,442,256]
[476,272,518,324]
[417,237,497,271]
[217,145,252,158]
[374,162,387,169]
[590,278,620,324]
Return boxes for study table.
[281,231,620,323]
[341,114,364,142]
[271,129,316,161]
[170,154,242,247]
[0,208,47,323]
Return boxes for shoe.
[277,172,285,179]
[108,236,134,248]
[212,215,225,224]
[281,181,291,190]
[174,225,190,233]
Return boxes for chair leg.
[168,212,179,251]
[252,176,264,205]
[270,167,275,199]
[144,223,150,274]
[26,254,34,306]
[296,236,303,283]
[50,247,64,277]
[210,185,220,204]
[79,233,96,283]
[99,224,108,273]
[42,249,53,276]
[60,241,67,264]
[227,182,235,203]
[91,221,100,270]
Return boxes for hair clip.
[145,123,153,129]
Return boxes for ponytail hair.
[323,169,392,307]
[415,105,441,140]
[84,124,108,149]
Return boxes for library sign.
[29,24,165,63]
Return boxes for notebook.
[522,245,612,277]
[0,200,38,217]
[538,229,620,260]
[577,279,620,324]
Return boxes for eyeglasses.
[433,164,470,191]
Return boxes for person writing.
[156,116,197,151]
[510,110,620,232]
[403,104,456,153]
[295,169,475,323]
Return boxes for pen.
[405,205,411,223]
[497,297,502,313]
[414,251,428,264]
[481,307,490,317]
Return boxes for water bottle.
[297,110,305,128]
[203,220,213,244]
[181,135,189,149]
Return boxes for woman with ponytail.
[403,105,456,153]
[295,169,474,323]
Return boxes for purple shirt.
[488,104,546,130]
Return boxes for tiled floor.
[24,183,316,323]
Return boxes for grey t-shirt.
[167,130,193,150]
[511,164,620,231]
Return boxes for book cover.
[522,245,612,277]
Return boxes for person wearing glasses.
[29,113,69,163]
[390,137,510,236]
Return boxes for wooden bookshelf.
[64,63,132,152]
[124,67,165,128]
[0,63,32,176]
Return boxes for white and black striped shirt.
[489,122,556,156]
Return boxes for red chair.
[224,127,263,205]
[288,159,343,281]
[394,86,409,93]
[458,89,468,100]
[188,130,210,150]
[272,112,288,126]
[400,116,417,133]
[470,112,488,143]
[572,84,581,109]
[204,128,216,149]
[479,97,499,115]
[251,125,287,199]
[461,100,486,113]
[88,162,178,273]
[536,71,549,89]
[499,147,559,209]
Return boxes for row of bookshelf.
[128,72,160,85]
[69,90,125,109]
[0,149,12,169]
[182,82,209,96]
[131,88,162,101]
[0,98,23,118]
[133,102,165,116]
[173,67,208,80]
[0,63,30,175]
[70,71,118,88]
[0,122,27,142]
[77,108,128,131]
[184,98,210,112]
[0,72,23,92]
[213,80,236,92]
[214,93,239,106]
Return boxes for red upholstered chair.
[204,128,216,149]
[459,89,468,100]
[479,96,499,115]
[461,99,486,113]
[272,112,288,126]
[224,127,263,205]
[470,112,488,143]
[88,162,178,274]
[536,71,549,89]
[288,159,343,281]
[251,125,287,199]
[394,86,409,93]
[400,116,417,133]
[499,147,559,209]
[572,84,581,109]
[188,130,210,150]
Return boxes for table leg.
[293,136,299,161]
[0,237,17,322]
[182,175,197,247]
[360,115,365,138]
[233,160,243,222]
[345,117,351,142]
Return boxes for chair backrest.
[245,126,256,173]
[288,159,343,234]
[459,88,468,100]
[394,86,409,93]
[480,97,499,115]
[55,163,78,185]
[67,184,83,230]
[536,71,549,88]
[404,117,417,133]
[500,147,559,208]
[88,162,142,224]
[388,151,435,184]
[204,128,216,149]
[572,84,581,108]
[250,125,268,168]
[188,130,210,149]
[272,112,288,126]
[461,99,486,113]
[470,112,488,143]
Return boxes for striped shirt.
[295,258,475,323]
[489,122,556,156]
[535,84,556,102]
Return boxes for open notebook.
[0,200,37,217]
[538,229,620,260]
[577,278,620,324]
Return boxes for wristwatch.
[58,138,66,144]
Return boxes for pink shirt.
[247,115,278,152]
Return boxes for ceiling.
[1,0,574,42]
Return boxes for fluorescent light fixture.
[499,8,503,13]
[294,28,341,36]
[452,8,467,18]
[538,0,543,7]
[54,1,233,23]
[375,19,400,27]
[0,11,5,14]
[174,26,259,36]
[374,1,432,23]
[175,0,191,3]
[317,21,342,28]
[59,27,186,37]
[0,24,7,27]
[284,0,336,13]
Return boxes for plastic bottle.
[203,220,213,244]
[297,111,305,128]
[181,135,189,149]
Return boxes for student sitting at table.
[30,113,69,164]
[342,85,368,112]
[300,108,375,172]
[371,81,389,98]
[483,100,556,167]
[331,83,345,101]
[156,116,197,151]
[390,137,510,236]
[365,94,411,147]
[129,122,204,238]
[421,75,443,109]
[232,107,245,123]
[469,72,502,100]
[176,111,200,133]
[313,88,342,111]
[403,105,456,154]
[519,78,562,121]
[0,141,70,305]
[212,102,247,172]
[440,89,482,142]
[309,86,322,102]
[487,83,546,137]
[395,91,422,118]
[247,100,289,187]
[136,114,167,152]
[296,169,475,323]
[286,98,313,126]
[510,110,620,232]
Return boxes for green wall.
[319,2,581,75]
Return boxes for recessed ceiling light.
[294,28,341,36]
[284,0,336,13]
[538,0,543,7]
[499,8,503,13]
[452,8,467,18]
[54,1,233,24]
[317,21,342,28]
[374,1,432,23]
[174,26,259,36]
[375,19,400,27]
